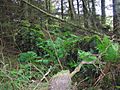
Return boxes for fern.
[78,50,97,63]
[18,51,37,62]
[97,36,119,62]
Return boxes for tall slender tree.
[113,0,120,37]
[101,0,106,24]
[91,0,98,29]
[25,0,29,19]
[68,0,76,20]
[81,0,89,27]
[45,0,51,24]
[45,0,48,11]
[91,0,96,17]
[61,0,64,19]
[76,0,80,16]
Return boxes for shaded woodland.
[0,0,120,90]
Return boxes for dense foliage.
[0,0,120,90]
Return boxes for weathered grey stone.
[48,70,71,90]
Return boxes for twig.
[94,62,111,86]
[70,62,84,77]
[33,67,52,90]
[43,28,63,70]
[40,66,52,81]
[70,61,94,78]
[32,64,48,82]
[0,39,5,66]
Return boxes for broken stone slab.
[48,70,71,90]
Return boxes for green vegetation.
[1,22,119,89]
[0,0,120,90]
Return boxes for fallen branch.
[41,66,52,82]
[94,62,111,86]
[49,61,94,90]
[70,61,84,77]
[22,0,102,36]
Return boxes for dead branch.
[22,0,102,36]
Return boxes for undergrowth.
[0,20,120,90]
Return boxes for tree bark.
[68,0,76,20]
[76,0,80,16]
[101,0,106,24]
[45,0,51,24]
[113,0,120,38]
[61,0,64,19]
[91,0,96,17]
[76,0,80,22]
[81,0,89,28]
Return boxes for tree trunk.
[44,0,51,13]
[61,0,64,19]
[101,0,106,24]
[25,0,29,19]
[81,0,89,28]
[91,0,98,28]
[45,0,51,24]
[48,0,51,12]
[76,0,80,22]
[68,0,76,20]
[76,0,80,16]
[113,0,120,38]
[91,0,96,17]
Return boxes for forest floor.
[0,43,120,90]
[0,45,49,90]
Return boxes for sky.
[96,0,113,16]
[52,0,113,16]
